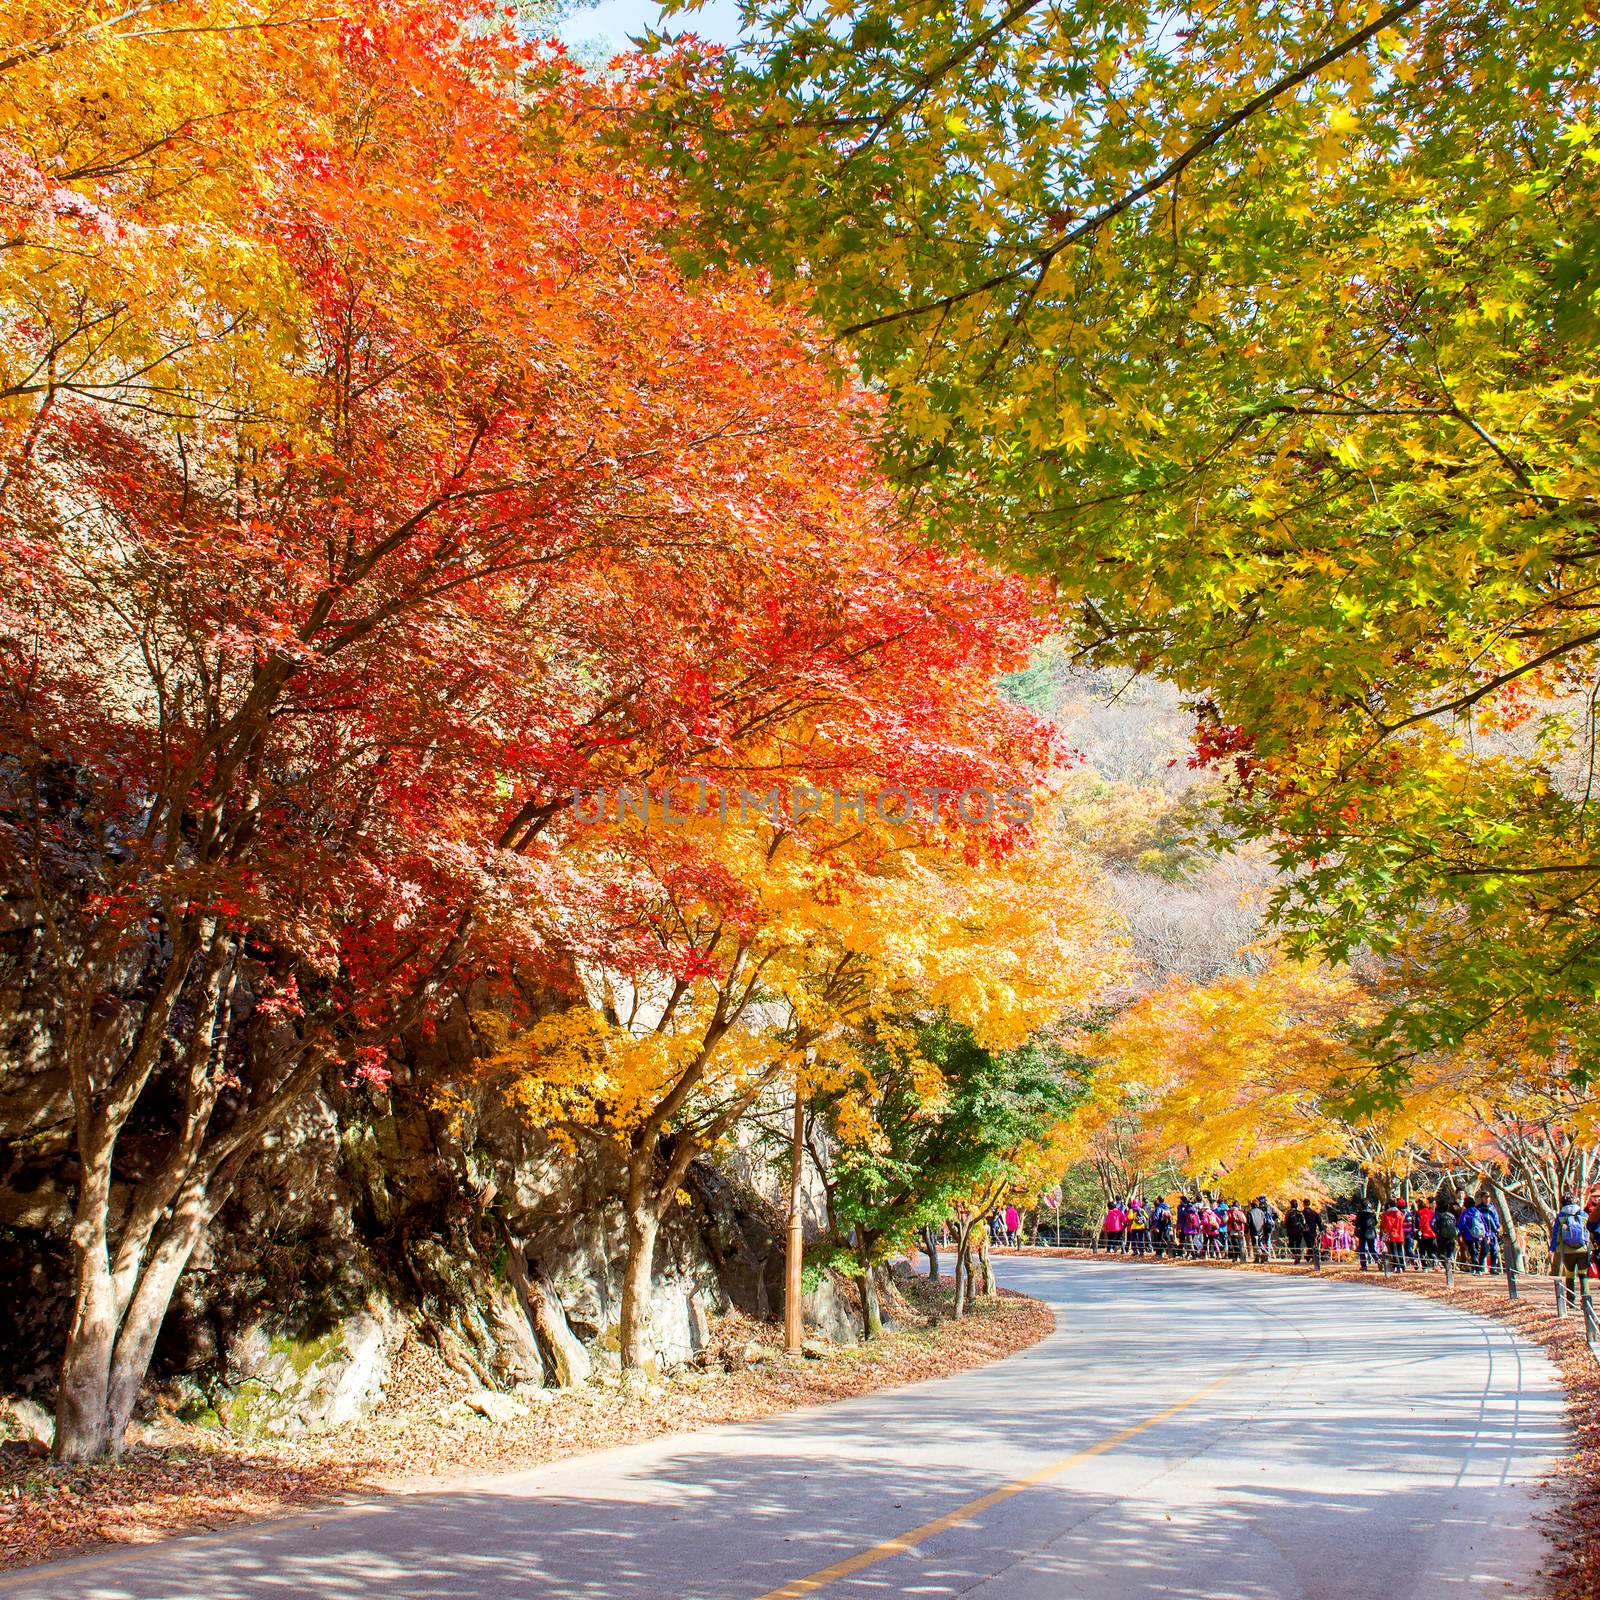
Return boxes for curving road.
[3,1258,1567,1600]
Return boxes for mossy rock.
[222,1305,397,1437]
[267,1326,344,1379]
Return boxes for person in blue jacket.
[1459,1199,1487,1272]
[1551,1197,1592,1305]
[1478,1195,1502,1272]
[1150,1196,1174,1258]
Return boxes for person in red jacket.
[1416,1200,1437,1269]
[1380,1200,1408,1272]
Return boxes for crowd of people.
[1090,1191,1600,1275]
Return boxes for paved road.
[4,1258,1567,1600]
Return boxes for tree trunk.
[105,1187,210,1444]
[54,1106,124,1463]
[55,1164,215,1460]
[1487,1180,1522,1279]
[856,1271,882,1339]
[923,1224,940,1282]
[977,1226,995,1297]
[55,920,249,1461]
[784,1091,805,1355]
[953,1225,974,1318]
[851,1225,883,1340]
[619,1194,660,1374]
[54,1251,116,1461]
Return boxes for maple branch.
[0,1,177,77]
[841,0,1430,338]
[840,0,1049,156]
[1374,625,1600,737]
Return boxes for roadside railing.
[1553,1270,1600,1366]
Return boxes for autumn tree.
[1084,948,1600,1241]
[791,829,1120,1330]
[4,0,1075,1454]
[473,792,1126,1366]
[1392,1037,1600,1240]
[1087,955,1398,1198]
[643,0,1600,1076]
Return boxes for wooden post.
[784,1088,805,1354]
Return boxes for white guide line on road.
[1,1256,1568,1600]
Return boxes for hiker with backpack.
[1551,1196,1591,1309]
[1179,1196,1203,1257]
[1479,1195,1502,1272]
[1126,1199,1149,1255]
[1301,1199,1324,1269]
[1151,1195,1174,1257]
[1102,1198,1127,1254]
[1228,1201,1248,1262]
[1247,1197,1270,1262]
[1354,1197,1380,1270]
[1460,1200,1489,1272]
[1433,1202,1460,1281]
[1284,1199,1306,1264]
[1416,1198,1436,1268]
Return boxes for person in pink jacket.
[1003,1204,1022,1249]
[1102,1200,1127,1253]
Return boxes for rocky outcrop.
[523,1272,591,1389]
[0,993,861,1434]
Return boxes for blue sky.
[557,0,746,55]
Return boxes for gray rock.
[688,1292,712,1351]
[4,1396,54,1449]
[803,1275,860,1346]
[461,1389,528,1424]
[484,1282,545,1385]
[220,1303,398,1437]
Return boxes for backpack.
[1434,1212,1458,1246]
[1463,1209,1485,1241]
[1561,1214,1588,1250]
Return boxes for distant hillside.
[1004,643,1273,989]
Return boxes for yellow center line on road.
[751,1369,1241,1600]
